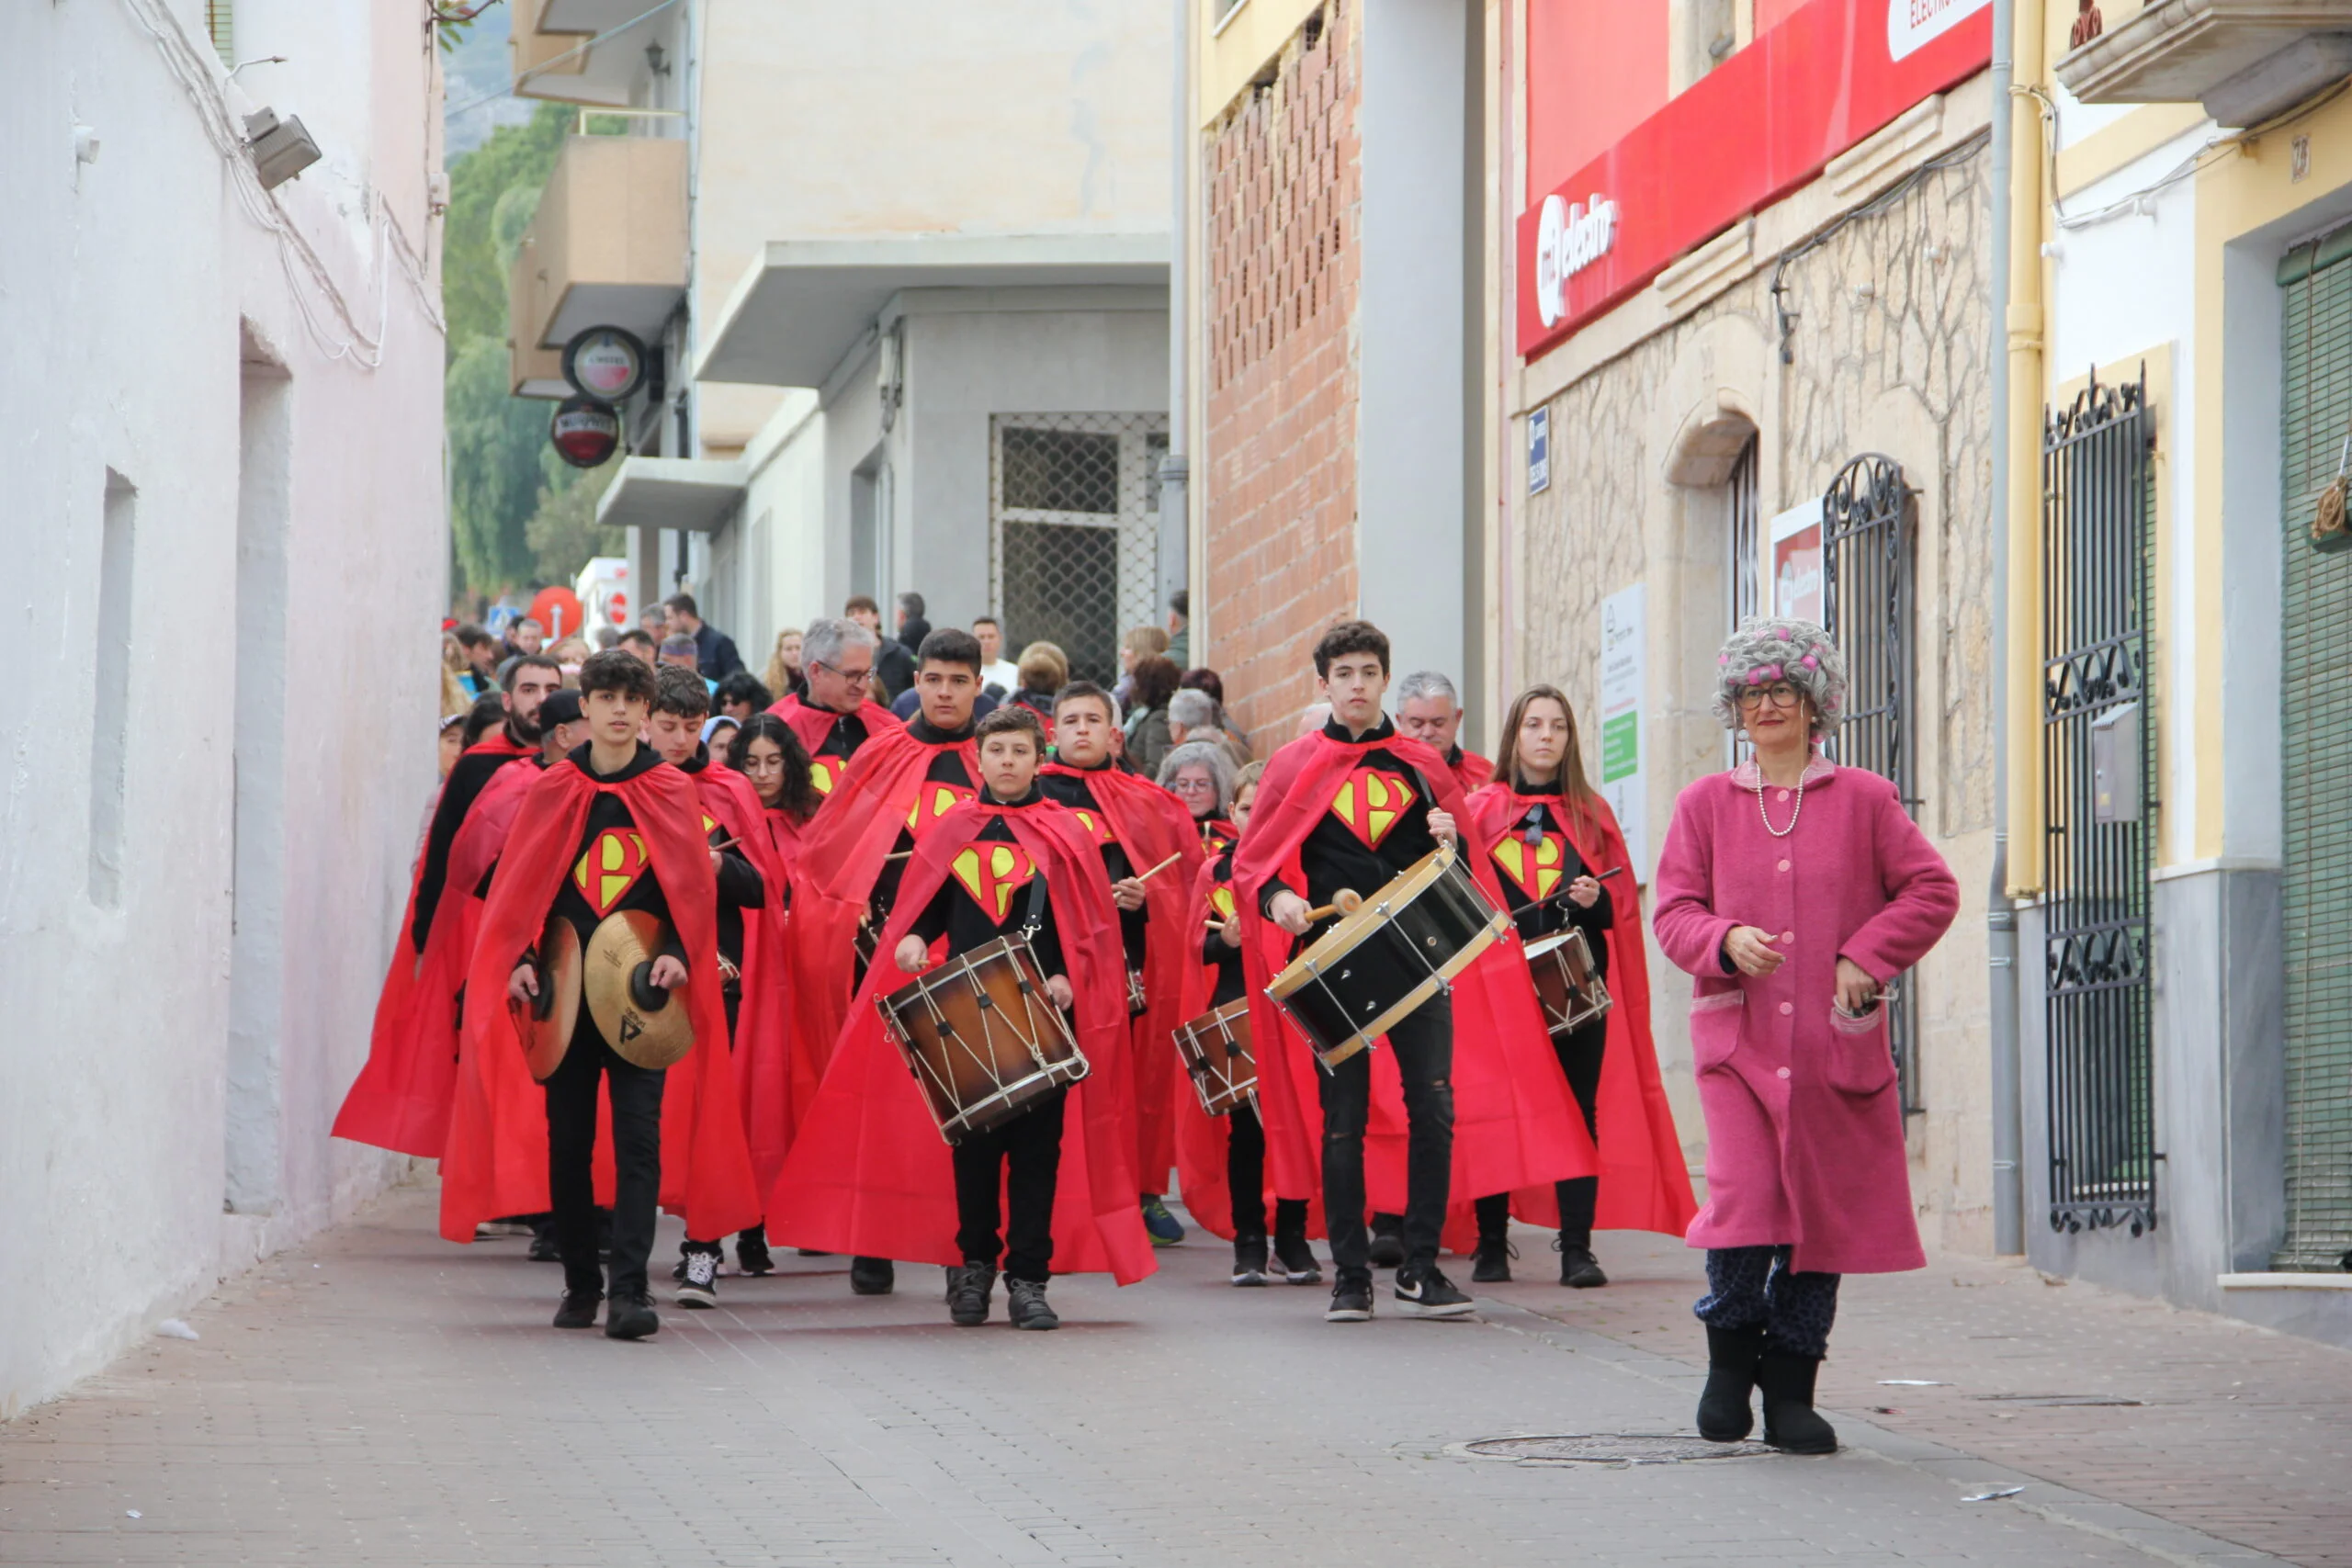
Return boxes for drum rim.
[1266,842,1474,996]
[1522,926,1593,961]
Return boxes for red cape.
[689,761,798,1198]
[766,692,902,800]
[1453,748,1496,795]
[1230,729,1598,1215]
[781,722,979,1147]
[766,795,1155,1282]
[1168,854,1331,1240]
[438,756,763,1244]
[334,736,536,1158]
[1464,782,1698,1235]
[1041,761,1204,1194]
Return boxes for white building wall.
[0,0,445,1413]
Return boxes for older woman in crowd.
[1157,739,1237,852]
[1652,618,1958,1455]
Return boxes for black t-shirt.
[907,790,1066,976]
[1487,787,1612,977]
[1261,717,1440,941]
[871,716,978,919]
[1037,764,1147,973]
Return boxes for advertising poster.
[1770,497,1823,622]
[1598,584,1647,876]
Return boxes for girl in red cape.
[765,711,1155,1300]
[1457,684,1697,1284]
[727,711,822,874]
[1035,682,1204,1225]
[1169,762,1329,1284]
[439,659,763,1305]
[334,727,538,1159]
[1232,626,1596,1316]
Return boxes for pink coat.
[1652,754,1959,1274]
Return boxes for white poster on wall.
[1598,584,1648,877]
[1769,496,1823,622]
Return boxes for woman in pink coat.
[1652,618,1958,1455]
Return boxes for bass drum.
[1265,844,1508,1068]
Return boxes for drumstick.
[1301,889,1363,923]
[1133,851,1184,883]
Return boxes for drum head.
[516,917,582,1082]
[585,909,695,1069]
[881,934,1085,1143]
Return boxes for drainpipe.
[1989,0,2046,1257]
[1158,0,1193,631]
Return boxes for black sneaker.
[1231,1235,1270,1286]
[551,1290,602,1329]
[736,1229,775,1277]
[1272,1226,1323,1285]
[528,1226,561,1263]
[1326,1268,1374,1322]
[1366,1216,1406,1269]
[676,1248,719,1309]
[1555,1238,1609,1288]
[1006,1278,1059,1330]
[1470,1234,1517,1283]
[605,1291,660,1340]
[850,1256,895,1295]
[1393,1263,1476,1318]
[946,1263,997,1326]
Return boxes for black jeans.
[1318,992,1453,1273]
[1475,1016,1605,1245]
[952,1089,1068,1282]
[1227,1101,1270,1238]
[545,1035,665,1300]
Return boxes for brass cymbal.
[583,908,695,1069]
[514,916,582,1083]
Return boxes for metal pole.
[1988,0,2025,1255]
[1157,0,1193,625]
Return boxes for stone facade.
[1201,3,1361,749]
[1516,137,1999,1250]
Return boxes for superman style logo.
[701,812,719,837]
[1070,807,1119,848]
[1491,830,1566,900]
[808,757,842,796]
[1208,885,1238,922]
[573,829,650,916]
[907,780,978,838]
[950,841,1038,920]
[1327,768,1417,850]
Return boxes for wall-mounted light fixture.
[243,107,321,190]
[645,41,670,76]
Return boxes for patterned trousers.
[1692,1245,1841,1359]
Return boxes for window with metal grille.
[1728,437,1760,629]
[989,414,1170,688]
[1819,453,1921,1111]
[2041,369,2156,1239]
[2278,231,2352,1269]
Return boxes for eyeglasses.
[809,658,872,682]
[1735,682,1804,711]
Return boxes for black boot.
[850,1256,895,1295]
[1757,1351,1838,1453]
[1470,1231,1514,1283]
[1555,1235,1608,1288]
[1696,1325,1764,1441]
[946,1262,996,1326]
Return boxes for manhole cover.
[1455,1434,1776,1466]
[1975,1394,2144,1407]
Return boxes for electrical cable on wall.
[115,0,448,368]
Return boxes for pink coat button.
[1782,930,1796,942]
[1779,1001,1793,1015]
[1777,789,1791,802]
[1777,859,1791,873]
[1777,1066,1791,1078]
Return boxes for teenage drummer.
[1232,621,1597,1324]
[763,703,1155,1326]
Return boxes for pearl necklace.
[1754,770,1807,838]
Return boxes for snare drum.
[1265,844,1510,1068]
[876,933,1089,1144]
[1172,997,1257,1116]
[1522,927,1612,1035]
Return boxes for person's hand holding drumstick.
[893,933,932,974]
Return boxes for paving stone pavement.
[0,1182,2328,1568]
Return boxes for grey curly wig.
[1711,616,1847,739]
[1156,739,1235,814]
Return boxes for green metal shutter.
[2277,231,2352,1269]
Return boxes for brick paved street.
[0,1183,2337,1567]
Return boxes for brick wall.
[1201,2,1360,753]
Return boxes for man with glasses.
[765,616,901,799]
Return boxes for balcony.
[506,133,687,399]
[2056,0,2352,126]
[510,0,662,107]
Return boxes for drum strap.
[1018,865,1050,942]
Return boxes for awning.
[594,456,745,535]
[695,231,1169,388]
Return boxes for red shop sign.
[1517,0,1990,358]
